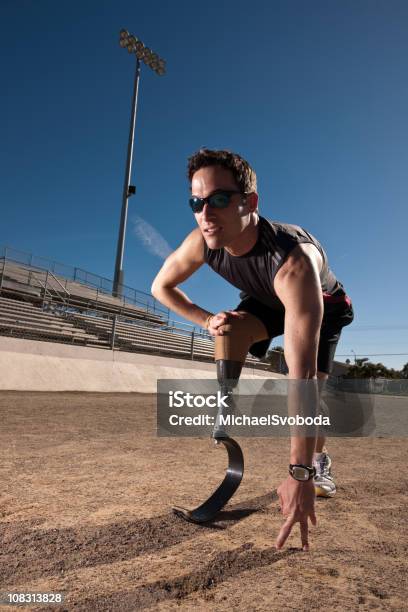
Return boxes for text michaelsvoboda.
[218,414,330,426]
[169,414,330,426]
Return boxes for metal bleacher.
[0,258,164,324]
[67,310,216,360]
[0,247,269,368]
[0,295,107,347]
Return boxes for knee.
[214,313,268,363]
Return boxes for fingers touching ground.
[275,479,317,551]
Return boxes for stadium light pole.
[112,29,166,298]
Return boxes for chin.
[203,234,225,250]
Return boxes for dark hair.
[187,148,257,193]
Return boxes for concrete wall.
[0,337,282,392]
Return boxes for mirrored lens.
[189,191,237,213]
[189,197,204,213]
[208,192,231,208]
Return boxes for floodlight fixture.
[145,48,154,62]
[126,35,136,52]
[141,49,149,62]
[156,60,166,76]
[148,52,159,69]
[118,28,166,76]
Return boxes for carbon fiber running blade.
[172,437,244,524]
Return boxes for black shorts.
[235,295,354,375]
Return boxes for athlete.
[151,148,353,550]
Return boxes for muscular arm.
[275,243,323,378]
[151,228,212,328]
[274,242,323,465]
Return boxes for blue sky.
[1,0,407,369]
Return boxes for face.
[191,165,255,250]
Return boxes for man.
[151,148,353,550]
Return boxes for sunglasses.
[189,190,246,213]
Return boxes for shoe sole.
[315,485,336,498]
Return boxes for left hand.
[206,310,245,336]
[275,476,317,551]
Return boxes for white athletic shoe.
[313,452,337,498]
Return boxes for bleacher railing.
[0,246,169,318]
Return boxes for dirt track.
[0,392,407,611]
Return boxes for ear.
[247,192,258,212]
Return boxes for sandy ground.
[0,391,407,611]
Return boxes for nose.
[201,202,214,220]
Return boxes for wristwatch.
[289,464,316,481]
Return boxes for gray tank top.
[203,216,346,310]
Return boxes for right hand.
[205,310,245,337]
[275,476,317,551]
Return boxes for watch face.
[292,466,309,481]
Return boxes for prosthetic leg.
[173,314,268,523]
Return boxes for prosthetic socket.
[213,314,269,438]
